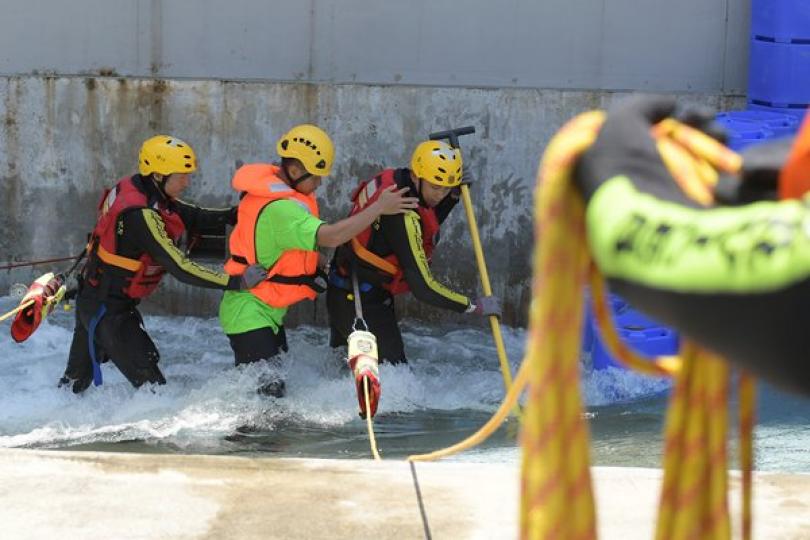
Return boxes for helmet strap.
[290,172,313,189]
[282,161,312,190]
[148,173,169,198]
[415,178,428,206]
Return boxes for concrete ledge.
[0,449,806,539]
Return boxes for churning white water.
[0,296,806,471]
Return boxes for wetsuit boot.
[257,374,286,398]
[59,303,96,394]
[228,326,289,397]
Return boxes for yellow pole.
[459,184,516,396]
[0,299,35,323]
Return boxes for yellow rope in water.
[363,377,381,461]
[408,359,530,462]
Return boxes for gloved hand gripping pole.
[429,127,517,405]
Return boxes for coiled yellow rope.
[527,111,755,540]
[410,111,756,540]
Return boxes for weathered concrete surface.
[0,449,807,540]
[0,75,746,327]
[0,1,749,94]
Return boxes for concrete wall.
[0,78,745,326]
[0,0,750,93]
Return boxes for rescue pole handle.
[428,127,518,405]
[429,126,475,149]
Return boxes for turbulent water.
[0,295,807,472]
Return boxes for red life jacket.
[86,176,186,299]
[348,168,440,295]
[224,164,323,308]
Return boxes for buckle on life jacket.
[231,254,327,294]
[267,267,328,294]
[327,269,373,293]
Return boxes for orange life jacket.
[86,176,186,299]
[779,112,810,200]
[347,168,440,295]
[224,163,324,308]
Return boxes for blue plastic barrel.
[714,115,776,151]
[716,110,799,137]
[752,0,810,43]
[584,293,680,370]
[749,40,810,108]
[747,102,809,120]
[591,324,679,370]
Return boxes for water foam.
[0,296,673,451]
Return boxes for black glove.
[574,95,694,206]
[714,138,793,206]
[468,295,502,318]
[447,174,472,199]
[675,106,728,144]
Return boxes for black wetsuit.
[60,174,238,393]
[327,169,470,363]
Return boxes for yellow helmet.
[276,124,334,177]
[410,140,463,187]
[139,135,197,176]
